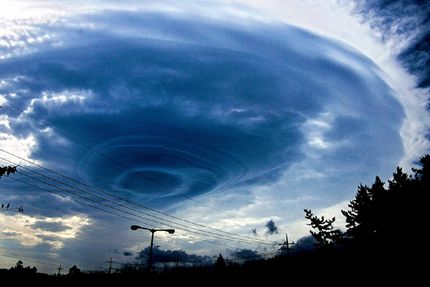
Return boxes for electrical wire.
[0,149,274,245]
[3,102,221,211]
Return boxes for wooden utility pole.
[279,233,295,254]
[107,257,113,274]
[57,264,63,275]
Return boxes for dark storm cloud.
[265,219,278,235]
[289,235,317,253]
[230,248,262,261]
[123,251,133,257]
[353,0,430,88]
[137,246,211,264]
[0,9,405,212]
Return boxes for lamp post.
[130,225,175,271]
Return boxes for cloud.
[0,9,405,211]
[289,235,317,253]
[0,213,90,249]
[123,251,133,257]
[352,0,430,88]
[227,0,430,180]
[230,248,262,261]
[265,220,278,235]
[30,221,69,233]
[136,246,212,265]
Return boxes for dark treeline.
[1,155,428,284]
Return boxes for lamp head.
[130,225,140,230]
[166,229,175,234]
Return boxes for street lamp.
[130,225,175,271]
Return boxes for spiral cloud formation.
[0,10,405,209]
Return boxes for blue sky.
[0,0,429,273]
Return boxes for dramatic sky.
[0,0,429,273]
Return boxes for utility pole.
[57,264,63,275]
[148,231,155,271]
[176,254,179,269]
[107,257,113,274]
[279,233,295,254]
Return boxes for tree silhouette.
[341,177,386,241]
[340,154,429,255]
[413,154,430,185]
[69,265,81,276]
[304,209,342,248]
[0,165,18,178]
[15,260,23,270]
[214,254,226,271]
[9,260,37,274]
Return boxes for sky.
[0,0,429,273]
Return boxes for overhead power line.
[0,149,273,246]
[1,156,272,248]
[3,102,219,211]
[6,175,157,227]
[25,170,263,245]
[2,103,273,244]
[6,175,239,250]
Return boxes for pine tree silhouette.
[214,254,226,271]
[304,209,342,249]
[341,154,429,257]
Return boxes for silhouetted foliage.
[15,260,23,270]
[0,165,18,178]
[341,177,386,241]
[341,154,429,255]
[412,154,430,185]
[9,260,37,274]
[214,254,226,271]
[69,265,81,276]
[304,209,343,248]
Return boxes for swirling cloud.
[0,10,404,210]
